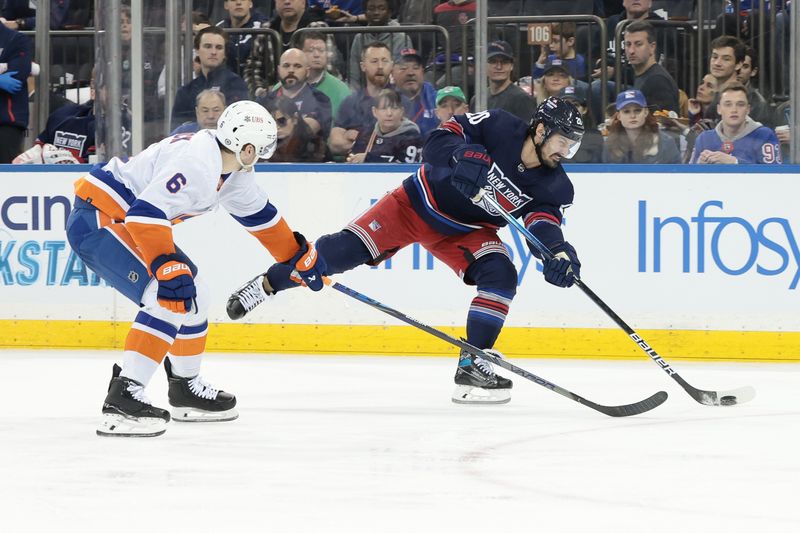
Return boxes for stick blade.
[590,390,669,417]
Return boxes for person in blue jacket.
[0,21,32,163]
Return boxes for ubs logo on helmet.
[244,115,264,123]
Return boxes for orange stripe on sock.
[170,335,207,356]
[124,328,171,363]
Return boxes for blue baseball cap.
[615,89,648,110]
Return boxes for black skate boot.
[164,358,238,422]
[226,273,272,320]
[452,349,513,404]
[97,364,170,437]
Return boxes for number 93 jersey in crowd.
[73,129,298,267]
[406,108,574,245]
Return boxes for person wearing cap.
[434,85,469,125]
[392,48,438,137]
[602,89,680,164]
[559,84,603,163]
[347,0,412,89]
[534,59,575,106]
[469,39,536,122]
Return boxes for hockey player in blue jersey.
[690,82,781,164]
[228,97,585,404]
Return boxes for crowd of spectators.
[0,0,794,165]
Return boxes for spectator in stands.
[266,95,329,162]
[735,46,771,126]
[244,0,323,97]
[586,0,665,67]
[708,35,745,91]
[392,48,437,138]
[0,20,31,163]
[690,83,781,165]
[534,59,574,106]
[297,30,352,119]
[687,74,718,125]
[157,11,211,99]
[434,85,469,125]
[347,0,412,88]
[171,89,226,134]
[216,0,267,76]
[559,84,604,164]
[258,47,332,137]
[171,26,249,130]
[347,88,422,163]
[329,41,392,156]
[430,0,475,88]
[602,89,680,164]
[13,74,96,164]
[397,0,434,25]
[471,40,536,121]
[533,22,586,80]
[624,21,679,114]
[774,102,791,163]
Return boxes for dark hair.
[624,21,656,43]
[194,25,227,50]
[710,35,746,63]
[295,31,328,49]
[551,22,576,40]
[362,40,391,58]
[374,88,404,110]
[192,10,210,26]
[266,96,300,120]
[718,81,750,103]
[365,0,397,18]
[743,46,758,71]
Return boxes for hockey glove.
[151,252,197,313]
[0,71,22,94]
[450,144,492,202]
[287,232,327,292]
[542,242,581,288]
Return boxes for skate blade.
[170,406,239,422]
[96,413,167,437]
[451,385,511,405]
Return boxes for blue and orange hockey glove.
[151,252,197,313]
[287,232,327,291]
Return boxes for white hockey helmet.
[215,100,278,169]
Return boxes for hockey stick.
[480,193,756,407]
[325,279,667,417]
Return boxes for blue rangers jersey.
[690,118,782,164]
[406,108,574,253]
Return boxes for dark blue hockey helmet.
[529,96,585,158]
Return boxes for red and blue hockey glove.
[542,242,581,288]
[151,252,197,313]
[450,144,492,202]
[288,232,327,291]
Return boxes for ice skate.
[164,358,238,422]
[452,349,513,404]
[226,273,271,319]
[97,364,170,437]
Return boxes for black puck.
[720,395,737,406]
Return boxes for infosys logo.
[638,200,800,289]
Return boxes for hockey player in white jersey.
[66,101,326,437]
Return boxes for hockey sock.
[266,229,372,292]
[121,311,178,385]
[466,288,514,348]
[464,254,517,349]
[167,321,208,378]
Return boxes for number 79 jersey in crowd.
[404,108,575,238]
[73,129,294,266]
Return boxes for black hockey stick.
[480,193,755,407]
[326,279,667,417]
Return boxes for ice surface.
[0,350,797,532]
